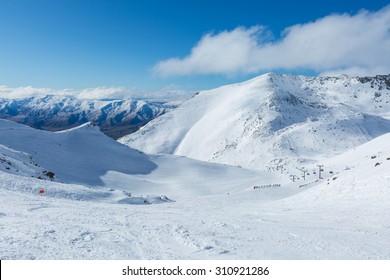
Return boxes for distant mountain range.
[2,73,390,172]
[119,73,390,171]
[0,95,175,139]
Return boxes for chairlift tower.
[276,165,284,174]
[317,165,324,179]
[290,175,297,182]
[296,167,307,180]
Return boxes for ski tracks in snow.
[1,187,390,259]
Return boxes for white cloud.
[76,87,137,100]
[0,85,193,101]
[0,85,136,100]
[154,26,264,76]
[0,86,53,99]
[319,66,390,78]
[154,6,390,77]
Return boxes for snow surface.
[119,73,390,171]
[1,115,390,259]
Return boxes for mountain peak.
[120,73,390,171]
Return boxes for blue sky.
[0,0,389,95]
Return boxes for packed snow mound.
[120,73,390,171]
[117,195,174,205]
[0,119,156,185]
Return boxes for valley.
[1,73,390,259]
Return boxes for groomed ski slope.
[0,120,390,259]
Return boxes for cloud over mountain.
[154,6,390,77]
[0,85,193,101]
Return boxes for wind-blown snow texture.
[120,73,390,171]
[1,74,390,260]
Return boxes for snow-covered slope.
[1,127,389,259]
[0,119,156,185]
[0,119,284,197]
[0,95,170,139]
[120,73,390,171]
[0,144,50,179]
[1,76,390,259]
[282,131,390,207]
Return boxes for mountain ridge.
[0,95,173,139]
[119,73,390,171]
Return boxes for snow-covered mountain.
[119,73,390,171]
[0,119,275,195]
[1,118,390,259]
[0,95,171,139]
[1,74,390,260]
